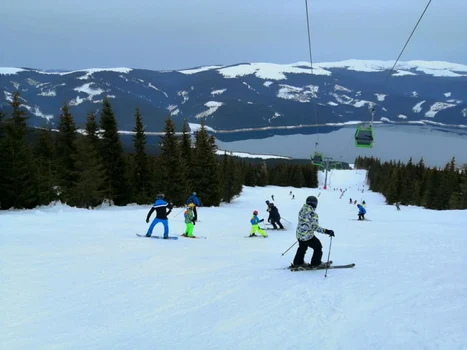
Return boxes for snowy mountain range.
[1,60,467,140]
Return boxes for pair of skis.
[136,234,354,271]
[136,233,178,240]
[136,233,207,240]
[288,263,355,271]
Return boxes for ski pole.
[282,217,292,224]
[172,208,185,218]
[324,236,333,278]
[281,241,297,256]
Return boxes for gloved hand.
[168,203,174,210]
[260,219,264,222]
[325,229,335,237]
[146,218,149,224]
[192,220,196,225]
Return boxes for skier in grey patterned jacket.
[292,195,335,268]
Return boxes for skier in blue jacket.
[186,192,201,221]
[145,194,173,238]
[357,204,366,221]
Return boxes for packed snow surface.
[1,170,467,349]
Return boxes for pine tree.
[99,98,130,205]
[244,163,258,186]
[55,102,78,203]
[34,128,57,205]
[301,164,318,188]
[400,158,415,205]
[180,119,193,188]
[256,161,269,187]
[424,169,440,209]
[290,165,306,188]
[221,152,242,203]
[0,92,38,209]
[191,122,221,206]
[0,110,7,208]
[412,179,422,206]
[131,107,152,204]
[158,116,188,205]
[149,155,164,197]
[0,110,6,138]
[68,136,106,208]
[385,167,401,204]
[435,162,455,210]
[85,111,100,150]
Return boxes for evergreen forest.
[354,156,467,210]
[0,92,319,210]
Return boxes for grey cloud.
[1,0,466,70]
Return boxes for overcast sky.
[1,0,466,70]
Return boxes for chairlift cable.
[304,0,319,148]
[387,0,433,78]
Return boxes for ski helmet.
[156,193,165,199]
[188,203,195,208]
[193,192,197,195]
[306,195,318,208]
[253,210,258,215]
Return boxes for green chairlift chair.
[355,125,374,148]
[312,152,324,166]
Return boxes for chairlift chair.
[355,125,374,148]
[312,152,324,166]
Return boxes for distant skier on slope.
[249,210,267,237]
[267,202,284,230]
[186,192,201,222]
[292,196,335,268]
[357,204,366,220]
[146,194,173,238]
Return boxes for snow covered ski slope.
[1,170,467,349]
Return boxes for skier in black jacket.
[268,202,284,230]
[145,194,174,238]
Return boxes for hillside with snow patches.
[2,169,466,349]
[1,60,466,134]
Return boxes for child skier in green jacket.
[183,203,196,237]
[249,210,267,237]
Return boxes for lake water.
[214,124,467,167]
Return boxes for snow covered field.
[1,170,467,349]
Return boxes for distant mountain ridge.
[1,60,466,136]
